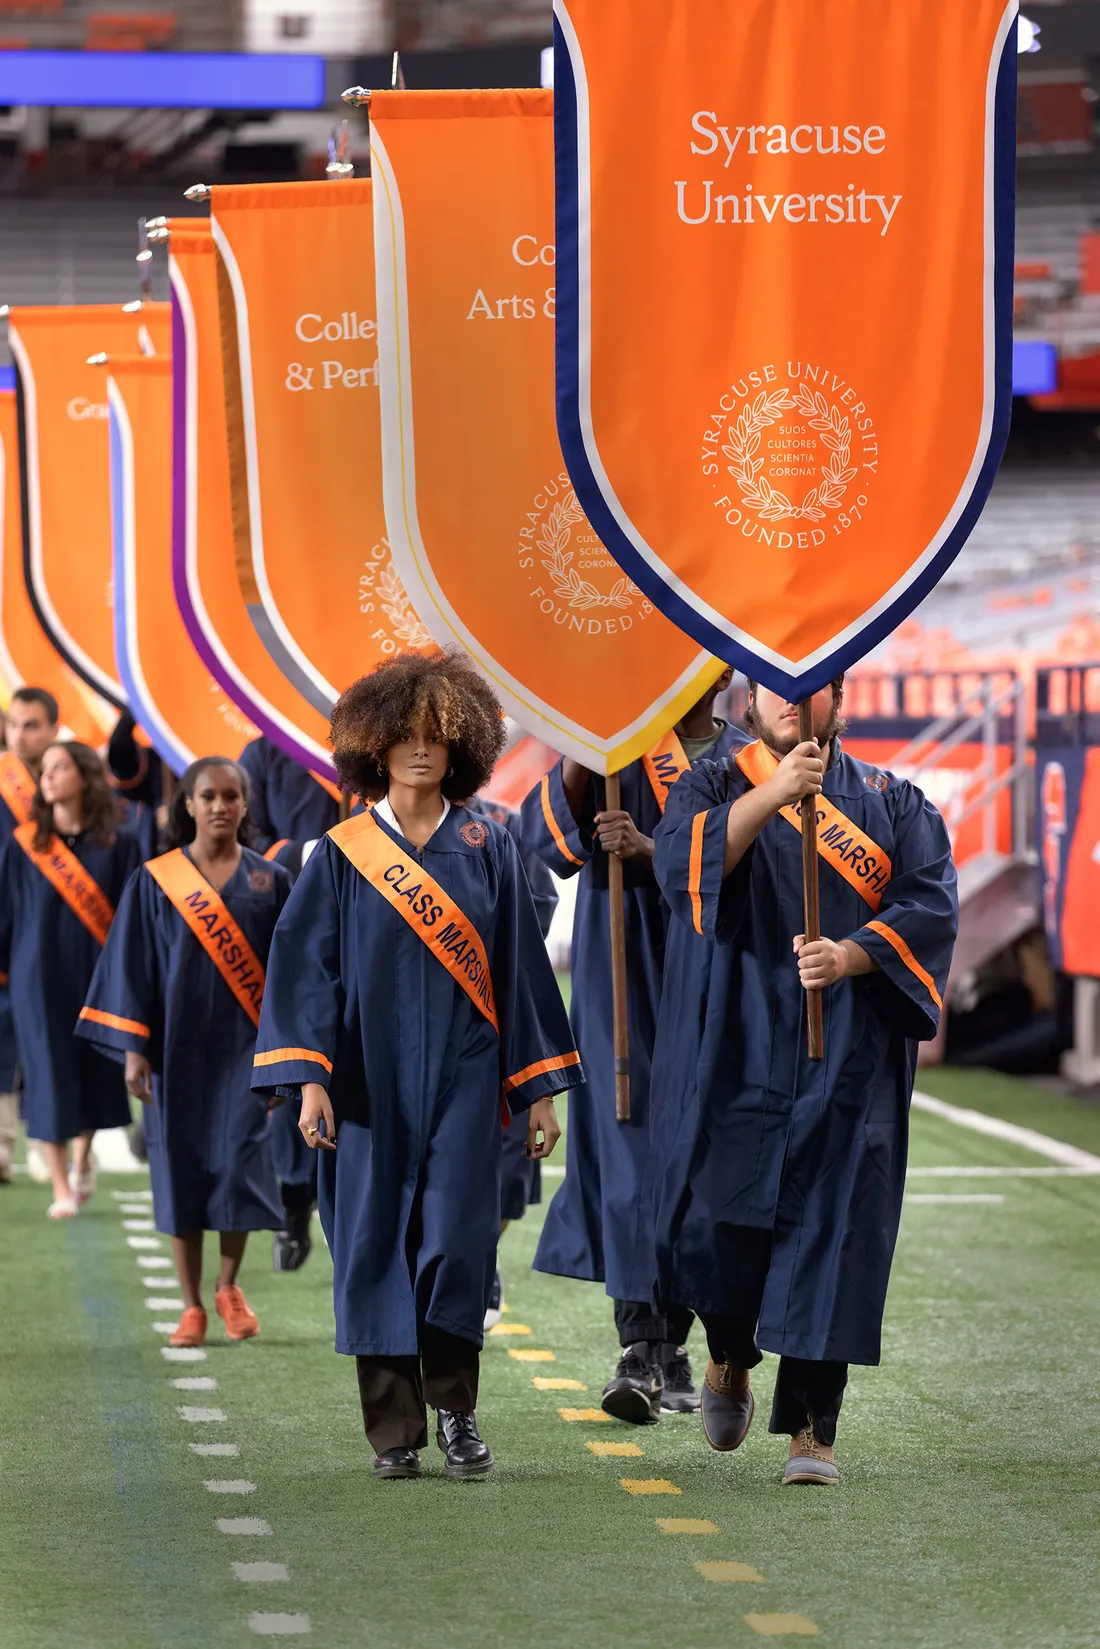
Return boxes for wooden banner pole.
[798,700,824,1063]
[604,769,632,1122]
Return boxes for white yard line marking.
[192,1443,239,1457]
[120,1204,151,1214]
[205,1480,257,1495]
[152,1322,181,1333]
[248,1615,310,1636]
[93,1127,143,1172]
[111,1189,151,1200]
[907,1165,1100,1178]
[542,1165,565,1178]
[137,1256,172,1269]
[905,1193,1006,1205]
[912,1091,1100,1170]
[172,1378,217,1392]
[127,1236,162,1251]
[177,1407,226,1423]
[217,1518,272,1536]
[144,1276,171,1287]
[123,1219,156,1231]
[146,1297,185,1311]
[234,1563,289,1583]
[163,1347,206,1363]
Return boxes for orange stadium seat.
[84,11,176,50]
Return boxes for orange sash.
[263,840,290,862]
[0,754,35,825]
[641,730,690,816]
[329,810,498,1033]
[13,823,114,945]
[145,849,265,1028]
[735,741,892,912]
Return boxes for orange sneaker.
[170,1307,207,1348]
[215,1285,260,1341]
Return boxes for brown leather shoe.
[783,1423,839,1486]
[700,1358,754,1452]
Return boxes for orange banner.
[329,809,498,1032]
[211,180,429,716]
[106,355,258,770]
[168,220,339,782]
[370,90,723,775]
[13,822,114,945]
[7,303,170,707]
[144,848,266,1026]
[554,0,1017,698]
[0,378,116,741]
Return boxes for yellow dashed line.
[488,1322,531,1336]
[531,1377,586,1390]
[619,1478,681,1496]
[586,1441,643,1458]
[744,1614,819,1637]
[695,1561,764,1584]
[656,1518,719,1535]
[508,1348,555,1362]
[559,1407,610,1423]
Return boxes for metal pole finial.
[87,351,108,366]
[342,85,371,108]
[183,183,211,202]
[326,119,353,179]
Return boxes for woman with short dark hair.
[0,740,140,1216]
[79,758,291,1347]
[253,652,583,1480]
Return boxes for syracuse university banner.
[211,180,430,716]
[370,89,722,772]
[554,0,1018,697]
[106,354,258,771]
[0,367,115,742]
[7,302,171,707]
[169,219,340,784]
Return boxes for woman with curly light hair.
[252,652,583,1482]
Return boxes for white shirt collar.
[375,794,450,843]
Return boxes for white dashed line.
[192,1443,239,1457]
[907,1165,1100,1178]
[146,1297,186,1310]
[248,1614,311,1636]
[172,1378,217,1392]
[143,1276,171,1288]
[178,1407,227,1423]
[233,1563,289,1583]
[152,1322,181,1333]
[123,1219,156,1231]
[205,1480,257,1495]
[111,1189,152,1200]
[905,1193,1006,1205]
[127,1236,162,1250]
[137,1256,172,1269]
[162,1347,206,1363]
[216,1518,272,1536]
[120,1203,152,1214]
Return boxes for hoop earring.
[379,760,387,774]
[446,766,454,779]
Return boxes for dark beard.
[757,705,843,758]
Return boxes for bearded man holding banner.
[522,669,742,1419]
[648,677,957,1485]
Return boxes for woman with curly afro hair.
[253,652,583,1482]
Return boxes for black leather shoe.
[659,1343,702,1413]
[372,1447,421,1480]
[435,1410,493,1478]
[601,1341,663,1425]
[273,1197,314,1272]
[700,1358,754,1451]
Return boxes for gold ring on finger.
[304,1126,319,1136]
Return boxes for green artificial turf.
[1,1066,1098,1649]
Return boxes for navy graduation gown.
[650,741,958,1365]
[472,795,560,1220]
[78,847,290,1236]
[252,804,583,1357]
[521,725,745,1300]
[239,736,339,852]
[0,829,141,1141]
[0,784,26,1091]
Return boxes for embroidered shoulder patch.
[864,772,890,793]
[248,868,274,892]
[461,820,489,848]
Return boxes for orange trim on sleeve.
[541,774,585,868]
[504,1049,582,1092]
[864,919,943,1011]
[688,811,707,936]
[253,1046,334,1074]
[79,1005,151,1039]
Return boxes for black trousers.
[693,1224,848,1446]
[355,1325,479,1454]
[613,1297,694,1349]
